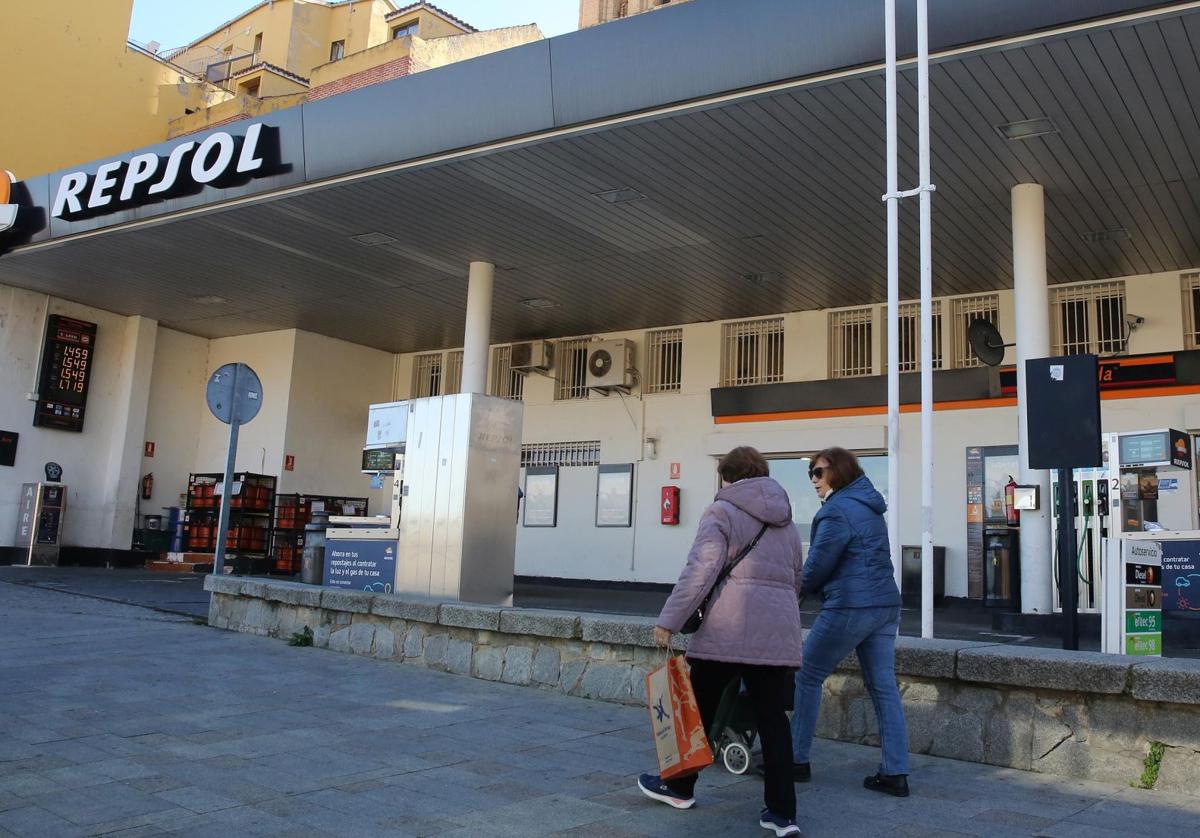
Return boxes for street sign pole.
[205,363,262,577]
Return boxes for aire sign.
[51,123,278,220]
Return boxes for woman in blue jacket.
[791,446,910,797]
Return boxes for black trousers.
[664,658,796,820]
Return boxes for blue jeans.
[790,605,909,775]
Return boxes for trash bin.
[300,511,328,585]
[983,526,1020,609]
[901,545,945,607]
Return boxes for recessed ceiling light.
[191,295,230,305]
[593,188,645,204]
[520,298,560,310]
[351,232,398,246]
[995,117,1059,141]
[1080,228,1131,243]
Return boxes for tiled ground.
[2,580,1198,837]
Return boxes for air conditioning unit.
[586,339,635,390]
[510,340,552,372]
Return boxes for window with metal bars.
[555,338,591,400]
[442,350,464,395]
[489,346,525,401]
[645,328,683,393]
[411,352,442,398]
[1050,281,1126,356]
[829,308,873,378]
[951,294,1000,368]
[520,441,601,468]
[720,318,784,386]
[1183,273,1200,350]
[882,301,943,372]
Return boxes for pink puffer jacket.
[657,477,803,667]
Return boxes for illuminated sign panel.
[33,315,98,432]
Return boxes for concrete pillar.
[461,261,493,395]
[100,315,158,549]
[1012,184,1053,614]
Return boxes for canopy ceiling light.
[350,232,398,246]
[994,117,1059,141]
[592,187,645,204]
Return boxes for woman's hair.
[718,446,770,483]
[813,446,864,491]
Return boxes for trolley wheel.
[723,741,751,775]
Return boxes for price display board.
[33,316,98,432]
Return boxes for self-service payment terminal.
[1100,429,1198,656]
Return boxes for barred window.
[721,318,784,386]
[883,301,943,372]
[521,441,601,468]
[555,338,591,400]
[829,308,873,378]
[951,294,1000,368]
[489,346,525,400]
[411,352,442,398]
[645,328,683,393]
[444,350,464,395]
[1183,273,1200,350]
[1051,281,1126,356]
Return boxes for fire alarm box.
[661,486,680,525]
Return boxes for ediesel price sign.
[33,315,97,432]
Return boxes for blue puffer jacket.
[800,474,900,608]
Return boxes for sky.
[128,0,579,51]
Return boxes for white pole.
[884,0,901,590]
[1012,184,1053,614]
[917,0,935,639]
[461,261,494,395]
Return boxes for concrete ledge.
[499,608,581,639]
[203,575,243,596]
[371,594,439,622]
[439,602,502,630]
[957,645,1131,694]
[319,589,373,614]
[897,637,993,679]
[580,614,656,647]
[1130,657,1200,705]
[259,580,322,607]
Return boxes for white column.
[1012,184,1053,614]
[884,0,901,590]
[461,261,494,395]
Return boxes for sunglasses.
[808,466,825,480]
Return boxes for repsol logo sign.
[51,123,281,220]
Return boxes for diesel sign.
[51,123,279,220]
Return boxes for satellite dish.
[588,348,613,379]
[967,319,1013,367]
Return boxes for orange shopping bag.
[645,654,714,780]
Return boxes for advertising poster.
[323,539,395,593]
[1161,539,1200,615]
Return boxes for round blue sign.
[206,363,263,425]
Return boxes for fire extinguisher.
[141,473,154,500]
[1004,475,1019,526]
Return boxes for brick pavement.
[2,580,1199,837]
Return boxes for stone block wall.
[206,576,1200,795]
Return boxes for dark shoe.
[759,808,803,836]
[753,760,811,782]
[637,773,695,809]
[863,772,909,797]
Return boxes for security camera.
[1124,313,1145,328]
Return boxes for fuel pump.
[1051,466,1107,614]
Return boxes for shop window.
[489,345,525,401]
[1183,272,1200,349]
[329,39,345,61]
[951,294,1000,368]
[1051,281,1126,356]
[769,453,889,542]
[645,328,682,393]
[555,338,591,400]
[882,301,943,373]
[829,307,873,378]
[411,352,442,398]
[721,317,784,387]
[392,22,419,39]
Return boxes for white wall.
[281,330,394,512]
[0,284,153,548]
[141,326,210,514]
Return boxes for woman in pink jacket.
[638,446,805,838]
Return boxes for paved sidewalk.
[2,581,1199,837]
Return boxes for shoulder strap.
[715,522,769,586]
